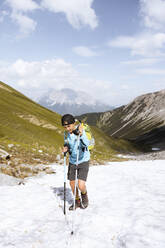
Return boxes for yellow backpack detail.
[81,123,95,151]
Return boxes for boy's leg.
[70,180,79,198]
[78,179,87,193]
[68,164,81,210]
[68,162,89,209]
[68,162,89,192]
[69,180,81,210]
[78,179,89,208]
[69,180,88,209]
[77,161,89,209]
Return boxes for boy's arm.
[63,133,72,155]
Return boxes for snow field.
[0,161,165,248]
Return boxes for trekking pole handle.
[64,152,67,157]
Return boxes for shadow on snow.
[52,186,73,205]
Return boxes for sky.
[0,0,165,106]
[0,161,165,247]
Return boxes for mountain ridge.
[77,89,165,150]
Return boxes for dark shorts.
[67,161,89,182]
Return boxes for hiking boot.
[69,199,81,211]
[81,191,89,209]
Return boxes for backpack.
[64,121,95,152]
[81,123,95,151]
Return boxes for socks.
[81,191,87,195]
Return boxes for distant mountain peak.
[37,88,113,115]
[47,88,100,105]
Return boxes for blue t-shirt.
[65,130,90,164]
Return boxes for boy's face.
[63,123,75,133]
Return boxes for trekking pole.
[64,151,67,215]
[71,133,80,235]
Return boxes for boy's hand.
[62,146,68,154]
[72,124,83,136]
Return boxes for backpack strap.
[80,138,88,152]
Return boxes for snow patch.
[152,148,161,151]
[0,161,165,247]
[0,174,20,186]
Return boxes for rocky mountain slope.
[37,88,113,115]
[78,90,165,151]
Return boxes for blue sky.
[0,0,165,106]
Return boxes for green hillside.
[89,126,139,163]
[0,81,139,177]
[0,81,64,164]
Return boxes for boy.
[61,114,90,210]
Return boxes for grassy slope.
[0,81,63,165]
[0,81,139,177]
[90,126,139,163]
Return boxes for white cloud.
[4,0,98,36]
[5,0,39,36]
[3,58,160,106]
[153,79,165,90]
[0,10,8,23]
[140,0,165,30]
[137,68,165,75]
[0,58,112,104]
[41,0,98,29]
[109,32,165,57]
[5,0,39,13]
[121,84,129,90]
[11,12,37,36]
[121,58,160,66]
[77,63,90,67]
[73,46,98,57]
[107,1,165,60]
